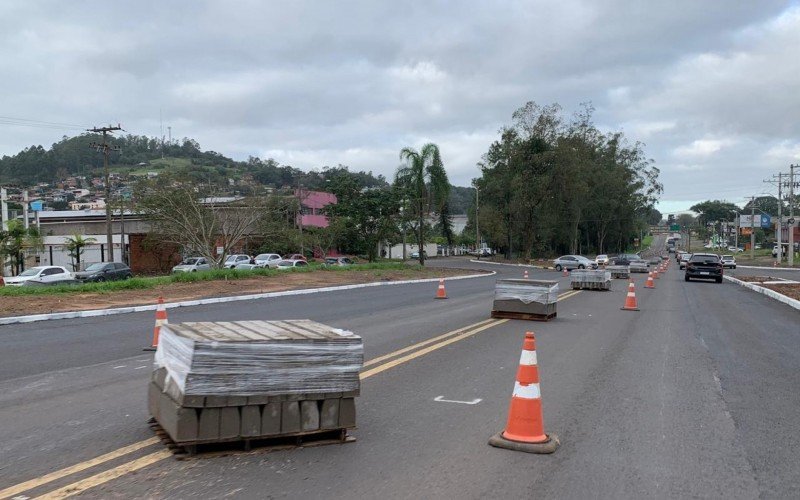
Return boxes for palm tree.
[64,234,97,271]
[396,143,451,265]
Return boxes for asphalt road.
[1,258,799,499]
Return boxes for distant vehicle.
[253,253,283,268]
[325,257,354,266]
[595,254,609,266]
[75,262,132,282]
[685,253,723,283]
[285,254,307,262]
[553,255,598,271]
[223,254,252,268]
[611,253,644,266]
[720,255,737,269]
[234,263,260,271]
[276,259,309,270]
[411,251,428,259]
[727,246,743,253]
[172,257,211,273]
[4,266,74,286]
[679,253,693,270]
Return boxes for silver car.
[172,257,211,273]
[253,253,283,268]
[553,255,597,271]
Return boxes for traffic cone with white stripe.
[489,331,558,454]
[144,296,168,351]
[523,270,529,279]
[621,279,639,311]
[435,278,448,299]
[645,272,655,289]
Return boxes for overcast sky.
[1,1,799,214]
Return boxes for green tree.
[395,144,451,265]
[64,234,97,271]
[689,200,739,226]
[0,221,43,275]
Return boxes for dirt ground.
[734,275,800,301]
[0,267,480,318]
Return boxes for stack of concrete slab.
[570,269,612,290]
[149,320,362,446]
[491,279,558,320]
[607,265,630,279]
[630,261,649,273]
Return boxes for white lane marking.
[112,365,126,369]
[519,350,537,366]
[134,365,148,370]
[512,381,541,399]
[434,396,482,405]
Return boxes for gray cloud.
[0,0,798,211]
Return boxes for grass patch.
[0,262,420,297]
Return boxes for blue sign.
[760,214,771,228]
[30,200,43,212]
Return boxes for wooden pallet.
[148,418,355,460]
[490,310,557,322]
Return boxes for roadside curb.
[0,271,496,326]
[724,275,800,312]
[736,265,800,271]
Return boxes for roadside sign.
[30,200,43,211]
[670,224,680,231]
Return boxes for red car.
[286,254,307,261]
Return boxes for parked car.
[720,255,737,269]
[727,246,743,253]
[172,257,211,273]
[679,253,692,269]
[553,255,598,271]
[410,251,428,259]
[234,263,260,271]
[611,253,645,266]
[285,254,307,261]
[276,259,309,270]
[325,257,354,266]
[685,253,723,283]
[253,253,283,268]
[595,254,610,266]
[223,254,252,268]
[75,262,132,282]
[4,266,74,286]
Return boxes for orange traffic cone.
[144,296,168,351]
[489,331,558,454]
[523,270,529,279]
[645,272,655,289]
[435,278,448,299]
[621,279,639,311]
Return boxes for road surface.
[1,258,799,499]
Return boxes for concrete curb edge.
[724,275,800,312]
[737,265,800,271]
[0,271,496,326]
[469,259,555,270]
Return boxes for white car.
[223,254,252,268]
[234,263,260,271]
[276,259,309,270]
[720,255,737,269]
[595,254,609,266]
[4,266,74,286]
[171,257,211,273]
[253,253,283,268]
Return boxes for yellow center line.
[0,437,160,500]
[34,450,173,500]
[11,289,586,498]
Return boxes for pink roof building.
[295,189,337,228]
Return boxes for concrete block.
[148,381,161,420]
[226,396,247,406]
[247,395,271,405]
[240,406,261,437]
[280,401,301,434]
[151,367,167,389]
[262,402,281,435]
[339,398,356,428]
[320,399,340,430]
[341,389,361,398]
[300,400,320,432]
[163,377,204,408]
[219,407,240,439]
[198,407,220,441]
[204,395,228,408]
[157,391,198,443]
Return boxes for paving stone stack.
[148,320,362,445]
[492,279,558,318]
[570,269,612,290]
[607,265,630,279]
[629,261,649,273]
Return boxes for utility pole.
[475,185,480,260]
[790,164,797,266]
[88,124,123,262]
[750,196,756,261]
[777,173,782,263]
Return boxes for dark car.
[684,253,723,283]
[611,253,644,266]
[75,262,133,282]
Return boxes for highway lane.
[2,260,799,498]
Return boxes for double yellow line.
[2,290,580,499]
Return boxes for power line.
[0,115,89,131]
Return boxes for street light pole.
[750,196,756,261]
[475,185,480,260]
